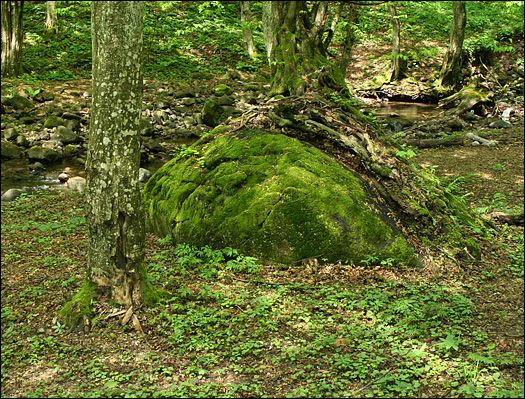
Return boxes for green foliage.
[174,243,260,279]
[395,147,417,161]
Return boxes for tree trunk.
[240,1,257,60]
[436,1,466,90]
[261,1,273,65]
[86,1,146,308]
[388,4,405,82]
[1,0,24,77]
[337,2,359,74]
[267,1,347,96]
[45,1,56,32]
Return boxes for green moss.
[143,129,418,266]
[58,280,97,329]
[214,84,233,96]
[138,263,168,306]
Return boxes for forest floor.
[1,85,523,397]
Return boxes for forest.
[1,1,524,397]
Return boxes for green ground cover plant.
[1,190,523,397]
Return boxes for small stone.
[489,119,512,129]
[181,97,196,106]
[3,127,18,140]
[139,168,151,183]
[1,188,25,202]
[44,115,66,129]
[29,162,45,172]
[1,140,23,159]
[58,172,69,182]
[16,134,29,147]
[67,176,86,192]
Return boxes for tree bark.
[87,1,146,308]
[388,4,405,82]
[45,1,56,32]
[1,0,24,77]
[436,1,466,90]
[261,1,273,65]
[240,1,257,60]
[337,2,359,74]
[267,1,347,96]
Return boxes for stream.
[1,101,441,199]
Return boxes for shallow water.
[372,101,441,121]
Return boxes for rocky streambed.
[2,74,523,203]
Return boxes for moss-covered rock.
[201,99,226,127]
[3,95,34,110]
[27,145,63,163]
[143,130,418,266]
[214,84,233,96]
[44,115,66,129]
[1,140,23,159]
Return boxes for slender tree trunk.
[436,1,466,89]
[268,1,347,96]
[262,1,273,65]
[45,1,57,32]
[338,2,359,74]
[86,1,146,307]
[389,4,405,82]
[1,0,24,77]
[240,1,257,60]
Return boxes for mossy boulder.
[44,115,66,129]
[1,140,23,159]
[214,84,233,96]
[143,130,418,266]
[201,99,226,127]
[4,95,34,110]
[27,145,63,163]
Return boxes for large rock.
[201,99,226,127]
[143,130,417,266]
[53,126,80,144]
[1,188,26,202]
[44,115,66,129]
[3,95,34,110]
[1,140,23,159]
[27,145,63,163]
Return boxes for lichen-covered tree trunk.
[86,1,145,307]
[266,1,347,96]
[436,1,466,89]
[1,0,24,77]
[45,1,57,32]
[240,1,257,60]
[389,4,405,82]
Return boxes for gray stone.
[66,176,86,192]
[1,188,25,202]
[58,172,70,182]
[3,127,18,140]
[1,140,23,159]
[62,112,83,121]
[29,162,45,172]
[27,146,63,163]
[216,95,235,106]
[44,115,66,129]
[489,119,512,129]
[181,97,196,106]
[54,126,80,144]
[139,168,152,183]
[16,134,29,148]
[63,144,81,158]
[4,95,34,110]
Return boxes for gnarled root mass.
[226,93,489,264]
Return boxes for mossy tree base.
[58,265,165,331]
